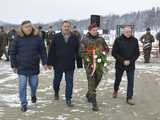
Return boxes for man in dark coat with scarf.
[112,26,140,105]
[47,21,83,107]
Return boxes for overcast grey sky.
[0,0,159,24]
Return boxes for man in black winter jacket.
[112,26,140,105]
[47,21,83,107]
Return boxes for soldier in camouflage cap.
[140,28,155,63]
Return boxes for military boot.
[91,96,99,111]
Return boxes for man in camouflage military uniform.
[156,31,160,53]
[0,26,9,60]
[140,28,155,63]
[80,24,109,111]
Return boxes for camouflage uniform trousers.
[0,47,9,60]
[85,65,103,98]
[143,48,151,63]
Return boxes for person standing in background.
[46,26,55,51]
[140,28,155,63]
[8,28,17,57]
[0,26,9,61]
[72,26,81,41]
[38,26,46,43]
[156,31,160,54]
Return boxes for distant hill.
[46,7,160,32]
[0,21,8,26]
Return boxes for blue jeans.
[53,70,74,101]
[18,75,39,106]
[114,67,135,99]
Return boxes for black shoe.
[66,100,74,107]
[126,98,135,105]
[112,91,118,98]
[92,105,99,111]
[54,93,59,100]
[31,96,37,103]
[21,105,27,112]
[91,97,99,111]
[92,102,99,111]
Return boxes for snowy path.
[0,57,160,120]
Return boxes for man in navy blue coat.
[10,21,48,112]
[47,21,83,107]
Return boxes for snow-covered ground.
[0,54,160,120]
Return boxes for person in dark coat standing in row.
[72,26,81,41]
[8,28,17,58]
[46,26,55,51]
[38,26,46,42]
[10,21,48,112]
[112,26,140,105]
[8,28,17,43]
[47,21,83,107]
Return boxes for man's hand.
[43,65,48,70]
[47,65,52,70]
[124,60,130,66]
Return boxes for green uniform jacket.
[80,32,109,72]
[0,31,8,50]
[140,33,155,48]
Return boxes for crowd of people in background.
[0,24,160,63]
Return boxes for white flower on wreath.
[97,58,102,63]
[94,55,98,59]
[87,58,90,62]
[104,63,107,67]
[102,51,106,55]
